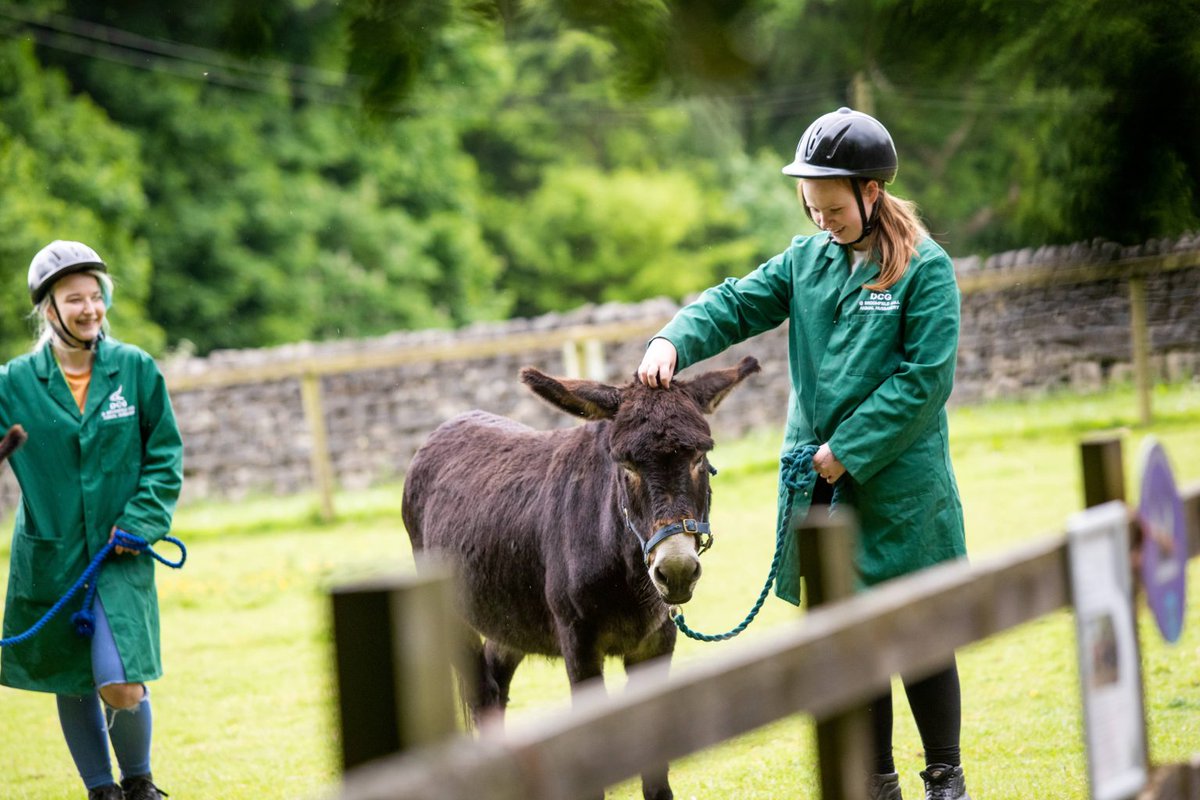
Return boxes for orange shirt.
[60,366,92,412]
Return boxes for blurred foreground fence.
[325,437,1200,800]
[1,235,1196,520]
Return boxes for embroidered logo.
[101,385,137,421]
[857,291,900,313]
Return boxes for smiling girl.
[1,240,183,800]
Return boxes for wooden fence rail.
[326,438,1200,800]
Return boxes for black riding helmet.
[27,240,109,349]
[782,107,898,245]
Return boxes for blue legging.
[56,598,153,790]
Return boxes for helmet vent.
[824,123,853,161]
[804,126,824,159]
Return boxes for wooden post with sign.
[1078,436,1153,791]
[798,507,872,800]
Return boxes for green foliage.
[0,40,162,359]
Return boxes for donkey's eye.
[620,461,639,477]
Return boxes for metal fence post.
[797,506,871,800]
[330,564,463,772]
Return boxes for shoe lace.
[920,765,964,800]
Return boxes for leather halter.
[620,463,717,567]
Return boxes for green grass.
[0,380,1197,799]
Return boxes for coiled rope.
[672,444,840,642]
[0,529,186,647]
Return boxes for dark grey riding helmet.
[28,240,108,305]
[781,107,898,244]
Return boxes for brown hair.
[863,182,927,292]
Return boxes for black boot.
[87,785,123,800]
[919,764,969,800]
[121,774,169,800]
[868,771,903,800]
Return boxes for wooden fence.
[324,437,1200,800]
[163,250,1200,521]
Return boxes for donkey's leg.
[481,640,525,729]
[558,620,606,800]
[558,620,604,692]
[623,621,677,800]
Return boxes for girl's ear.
[863,179,881,204]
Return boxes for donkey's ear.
[679,356,760,414]
[520,368,621,420]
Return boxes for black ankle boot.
[121,774,169,800]
[87,785,123,800]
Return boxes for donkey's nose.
[653,555,701,605]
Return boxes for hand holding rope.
[0,529,186,647]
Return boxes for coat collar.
[32,339,121,423]
[819,239,881,306]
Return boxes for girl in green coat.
[0,241,183,800]
[637,109,971,800]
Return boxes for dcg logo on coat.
[858,291,900,313]
[101,385,137,421]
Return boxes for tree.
[0,39,161,359]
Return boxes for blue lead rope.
[0,529,186,647]
[672,444,838,642]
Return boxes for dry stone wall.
[0,235,1196,514]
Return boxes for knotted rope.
[0,529,186,647]
[672,444,839,642]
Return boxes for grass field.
[1,380,1198,799]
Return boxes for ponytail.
[863,183,927,292]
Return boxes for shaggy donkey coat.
[402,356,759,800]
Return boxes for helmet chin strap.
[841,179,880,247]
[49,296,101,351]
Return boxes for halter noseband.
[640,517,712,566]
[621,463,717,568]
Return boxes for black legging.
[809,481,963,773]
[869,661,962,773]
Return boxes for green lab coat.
[657,234,966,604]
[0,338,183,694]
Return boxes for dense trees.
[0,0,1195,358]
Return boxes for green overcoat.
[656,234,966,604]
[0,338,183,694]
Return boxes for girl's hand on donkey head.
[637,338,678,389]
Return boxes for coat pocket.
[11,537,74,604]
[98,416,141,475]
[844,313,903,378]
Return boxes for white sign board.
[1067,500,1147,800]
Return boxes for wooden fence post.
[1081,436,1127,508]
[1128,277,1153,426]
[300,371,337,522]
[797,506,871,800]
[330,564,463,772]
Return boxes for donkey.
[401,356,759,800]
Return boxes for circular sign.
[1137,438,1187,643]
